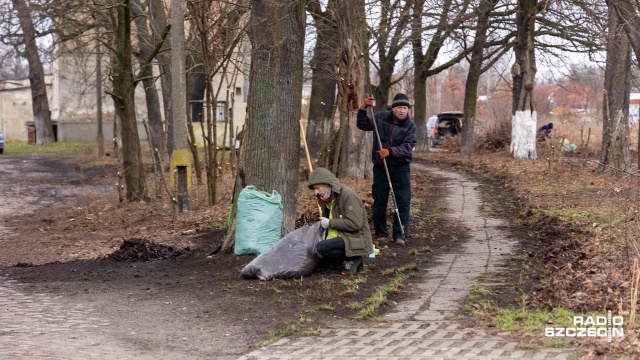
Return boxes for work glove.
[361,97,373,110]
[320,217,330,229]
[378,148,390,159]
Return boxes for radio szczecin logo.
[545,310,624,342]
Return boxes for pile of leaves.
[107,238,186,262]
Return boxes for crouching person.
[308,168,373,276]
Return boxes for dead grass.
[415,144,640,357]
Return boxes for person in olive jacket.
[357,93,417,246]
[308,167,373,276]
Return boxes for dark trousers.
[372,164,410,240]
[316,237,358,267]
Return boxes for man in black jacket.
[357,93,417,246]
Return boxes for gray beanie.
[392,93,410,108]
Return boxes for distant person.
[308,168,373,276]
[357,93,417,246]
[443,122,452,136]
[538,122,553,142]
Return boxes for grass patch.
[4,139,96,155]
[477,270,499,282]
[410,197,424,216]
[544,339,573,348]
[381,263,417,276]
[515,343,541,350]
[464,299,579,333]
[355,273,408,319]
[318,303,335,311]
[466,285,491,301]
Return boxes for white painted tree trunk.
[510,110,537,160]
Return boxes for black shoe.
[341,257,363,276]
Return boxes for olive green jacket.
[308,168,373,257]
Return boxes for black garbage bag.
[241,223,323,280]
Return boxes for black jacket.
[357,108,417,167]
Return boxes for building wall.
[1,35,250,146]
[0,77,52,140]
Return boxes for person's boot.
[341,257,363,276]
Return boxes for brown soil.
[1,154,464,358]
[414,149,640,358]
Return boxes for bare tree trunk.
[510,0,539,160]
[461,0,499,154]
[609,0,637,170]
[132,0,166,172]
[306,0,339,160]
[149,0,173,157]
[11,0,55,145]
[597,3,631,174]
[169,0,192,212]
[96,36,105,156]
[187,67,206,184]
[111,0,147,201]
[411,0,471,152]
[223,0,305,252]
[328,0,369,178]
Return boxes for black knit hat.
[392,93,410,108]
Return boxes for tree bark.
[149,0,173,157]
[11,0,55,145]
[597,2,631,174]
[306,0,339,160]
[411,0,471,152]
[96,36,104,156]
[132,0,166,171]
[371,0,412,112]
[227,0,305,245]
[460,0,499,154]
[111,0,147,201]
[609,0,640,170]
[170,0,192,212]
[510,0,538,160]
[335,0,370,179]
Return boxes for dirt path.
[238,164,579,359]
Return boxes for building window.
[216,102,226,122]
[236,87,242,96]
[189,100,227,123]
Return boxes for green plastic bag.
[234,186,284,255]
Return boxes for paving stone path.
[0,156,146,359]
[238,165,579,360]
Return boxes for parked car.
[0,128,4,154]
[426,111,463,147]
[426,115,438,147]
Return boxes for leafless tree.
[460,0,502,154]
[223,0,306,252]
[187,0,248,206]
[332,0,371,178]
[367,0,412,111]
[4,0,56,144]
[411,0,474,152]
[597,1,631,174]
[131,0,166,172]
[610,0,640,169]
[306,0,340,159]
